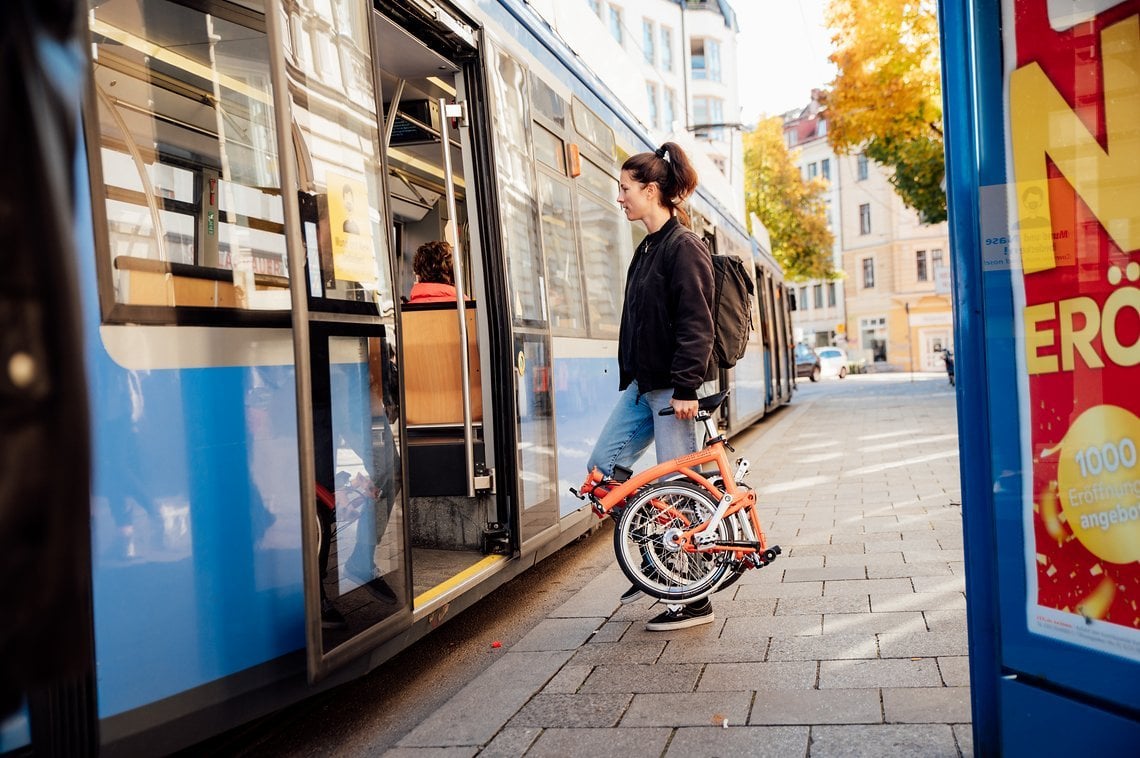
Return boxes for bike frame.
[594,420,771,558]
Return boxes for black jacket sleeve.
[667,232,715,399]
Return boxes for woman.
[408,240,460,303]
[586,142,717,631]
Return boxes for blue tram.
[1,0,793,752]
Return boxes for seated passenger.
[408,240,464,304]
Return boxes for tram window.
[578,158,615,200]
[537,173,585,333]
[282,0,393,314]
[89,0,289,312]
[577,192,624,336]
[571,98,616,159]
[533,126,566,174]
[489,48,545,323]
[528,72,567,128]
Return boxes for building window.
[827,281,837,307]
[818,119,828,137]
[641,19,655,64]
[663,87,676,130]
[857,153,869,181]
[862,257,875,288]
[813,284,823,309]
[690,37,719,81]
[707,38,721,81]
[916,249,928,282]
[932,248,944,270]
[821,158,830,181]
[608,6,623,45]
[799,286,809,310]
[807,162,818,179]
[692,96,724,140]
[660,27,673,71]
[859,203,871,235]
[588,0,601,15]
[645,82,659,129]
[860,316,888,362]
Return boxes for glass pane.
[282,0,393,314]
[578,193,626,336]
[90,0,287,310]
[533,126,566,173]
[537,174,585,333]
[315,333,404,647]
[516,333,557,540]
[490,49,545,322]
[571,98,615,158]
[579,158,616,204]
[528,71,567,127]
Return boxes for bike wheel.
[613,481,729,602]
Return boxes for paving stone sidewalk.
[391,376,971,757]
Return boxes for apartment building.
[783,93,953,372]
[531,0,744,217]
[837,152,953,371]
[782,93,845,348]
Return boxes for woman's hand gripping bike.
[571,390,781,603]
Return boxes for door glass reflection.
[314,332,404,649]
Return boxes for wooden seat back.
[401,302,482,425]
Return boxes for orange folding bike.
[572,390,781,602]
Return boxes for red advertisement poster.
[1005,0,1140,660]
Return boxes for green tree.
[823,0,946,223]
[742,117,836,281]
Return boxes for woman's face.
[617,170,657,223]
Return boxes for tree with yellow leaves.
[743,117,836,281]
[823,0,946,223]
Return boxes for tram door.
[373,9,511,607]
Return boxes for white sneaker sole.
[645,613,715,631]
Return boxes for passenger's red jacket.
[408,281,459,303]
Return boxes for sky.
[732,1,836,124]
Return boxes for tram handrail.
[439,98,476,498]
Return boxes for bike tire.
[613,481,729,602]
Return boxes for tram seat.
[114,255,289,307]
[401,301,484,498]
[400,301,482,425]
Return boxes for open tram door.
[280,0,518,681]
[372,4,518,611]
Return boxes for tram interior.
[375,13,497,602]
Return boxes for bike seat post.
[700,412,720,442]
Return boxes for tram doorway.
[373,9,510,609]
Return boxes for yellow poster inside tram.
[1005,1,1140,662]
[326,172,378,285]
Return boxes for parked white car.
[816,347,849,379]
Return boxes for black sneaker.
[620,584,645,604]
[321,599,347,630]
[645,598,714,631]
[359,576,398,604]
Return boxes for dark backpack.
[710,254,755,369]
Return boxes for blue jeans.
[587,381,698,477]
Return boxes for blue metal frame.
[941,0,1140,752]
[938,0,1001,751]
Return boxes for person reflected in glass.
[583,142,718,632]
[341,184,361,235]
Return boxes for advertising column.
[1004,0,1140,660]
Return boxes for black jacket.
[618,217,715,400]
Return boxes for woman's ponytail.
[622,141,700,227]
